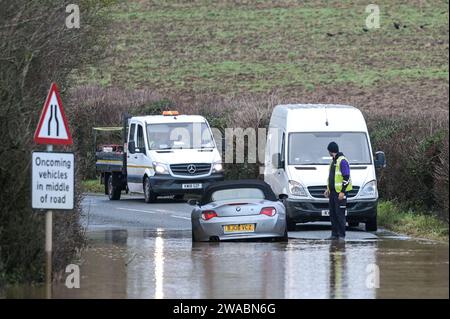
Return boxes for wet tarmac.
[3,195,449,299]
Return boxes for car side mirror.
[374,151,386,169]
[128,141,136,154]
[188,199,199,206]
[278,194,288,201]
[272,153,284,169]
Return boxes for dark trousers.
[329,191,347,238]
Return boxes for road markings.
[117,207,156,214]
[154,209,169,213]
[170,215,191,220]
[117,207,190,221]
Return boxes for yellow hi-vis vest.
[327,156,352,193]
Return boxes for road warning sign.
[34,83,73,145]
[32,152,74,210]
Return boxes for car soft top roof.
[200,179,277,205]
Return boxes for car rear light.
[260,207,277,217]
[201,210,217,221]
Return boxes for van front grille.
[308,186,360,198]
[170,163,211,176]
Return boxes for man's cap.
[327,141,339,153]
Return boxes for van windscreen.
[147,122,214,150]
[288,132,372,165]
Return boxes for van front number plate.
[321,209,348,216]
[182,183,202,189]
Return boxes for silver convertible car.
[190,180,288,242]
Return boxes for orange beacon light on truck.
[162,110,179,116]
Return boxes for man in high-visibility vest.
[324,142,352,241]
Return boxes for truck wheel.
[365,210,378,232]
[144,176,157,203]
[107,174,121,200]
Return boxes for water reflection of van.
[264,104,386,231]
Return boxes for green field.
[72,0,448,98]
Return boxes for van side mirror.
[272,153,284,169]
[374,151,386,169]
[188,199,199,206]
[128,141,136,154]
[278,194,288,201]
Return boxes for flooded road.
[4,194,449,299]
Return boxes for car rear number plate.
[182,183,202,189]
[224,224,255,233]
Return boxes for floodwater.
[3,228,448,299]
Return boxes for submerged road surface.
[6,194,448,299]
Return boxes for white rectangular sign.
[32,152,74,210]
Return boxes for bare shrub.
[366,111,449,218]
[0,0,111,284]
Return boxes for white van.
[264,104,385,231]
[96,111,224,202]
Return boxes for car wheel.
[144,176,156,203]
[191,229,199,242]
[365,209,378,232]
[280,228,289,242]
[107,174,121,200]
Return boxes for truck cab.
[98,111,224,202]
[264,104,386,231]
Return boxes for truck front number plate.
[182,183,202,189]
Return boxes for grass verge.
[81,179,104,194]
[378,200,449,242]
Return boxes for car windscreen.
[288,132,372,165]
[210,188,265,202]
[146,122,214,150]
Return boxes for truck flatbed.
[95,151,124,172]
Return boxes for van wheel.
[107,174,121,200]
[283,199,297,231]
[348,221,359,228]
[144,176,157,203]
[286,216,297,231]
[365,210,378,232]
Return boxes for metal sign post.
[45,144,53,299]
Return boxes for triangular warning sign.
[34,83,73,145]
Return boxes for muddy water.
[4,229,447,299]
